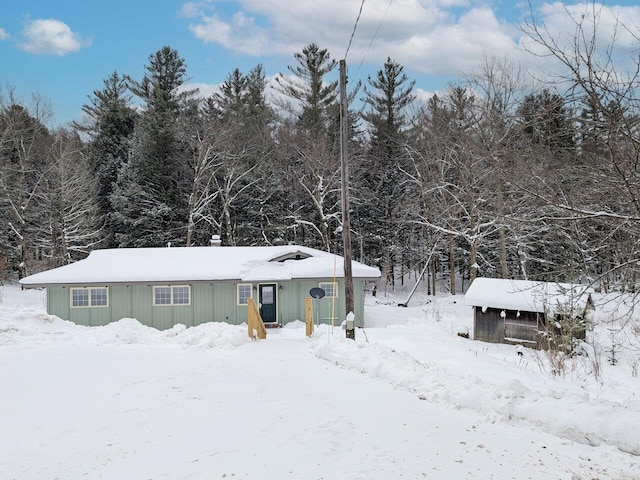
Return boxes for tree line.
[2,9,639,294]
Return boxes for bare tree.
[0,89,53,277]
[522,1,640,287]
[411,87,502,292]
[36,129,104,266]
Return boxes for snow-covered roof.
[19,245,381,287]
[465,278,593,316]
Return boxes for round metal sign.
[309,287,326,299]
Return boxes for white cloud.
[183,0,515,77]
[358,6,518,77]
[179,82,221,99]
[0,28,9,41]
[516,3,640,82]
[180,2,205,18]
[19,19,91,56]
[189,10,271,55]
[189,14,233,46]
[536,2,640,50]
[182,0,640,85]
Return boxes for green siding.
[192,283,213,326]
[47,288,69,321]
[278,279,367,327]
[44,278,369,329]
[110,285,133,322]
[277,281,302,324]
[213,283,243,325]
[131,285,152,325]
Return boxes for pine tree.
[518,89,575,160]
[183,65,277,247]
[275,43,338,136]
[77,71,136,247]
[359,58,416,284]
[110,161,171,247]
[212,68,248,122]
[274,44,343,250]
[113,46,196,247]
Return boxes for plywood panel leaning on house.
[247,298,267,339]
[305,297,314,336]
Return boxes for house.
[19,245,381,330]
[465,278,594,348]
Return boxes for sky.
[1,0,639,127]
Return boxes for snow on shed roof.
[19,245,381,287]
[465,278,593,316]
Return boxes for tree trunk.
[469,240,477,286]
[449,234,456,295]
[499,225,508,279]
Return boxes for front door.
[259,284,277,324]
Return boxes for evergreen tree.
[274,44,343,250]
[244,65,273,131]
[110,161,170,247]
[225,64,278,245]
[275,43,338,136]
[113,46,195,247]
[518,89,575,160]
[77,71,136,247]
[358,58,416,282]
[184,65,277,247]
[212,68,247,122]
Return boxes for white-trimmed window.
[71,287,109,308]
[237,283,253,305]
[319,281,338,298]
[153,285,191,306]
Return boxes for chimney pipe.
[210,235,222,247]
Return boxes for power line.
[355,0,393,77]
[345,0,366,61]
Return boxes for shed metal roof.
[465,278,593,316]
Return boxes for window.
[91,288,108,306]
[261,285,274,304]
[154,287,172,305]
[72,289,89,307]
[237,283,252,305]
[153,286,190,306]
[319,282,338,298]
[172,286,190,305]
[71,287,108,308]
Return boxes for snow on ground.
[1,282,639,479]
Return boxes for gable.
[269,250,312,262]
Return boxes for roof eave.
[21,274,381,288]
[20,278,245,288]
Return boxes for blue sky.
[1,1,638,126]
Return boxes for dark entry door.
[259,284,277,323]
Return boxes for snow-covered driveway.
[1,317,638,479]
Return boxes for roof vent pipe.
[210,235,222,247]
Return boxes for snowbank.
[1,284,639,479]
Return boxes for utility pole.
[339,59,355,340]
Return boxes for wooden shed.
[465,278,594,348]
[19,245,380,330]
